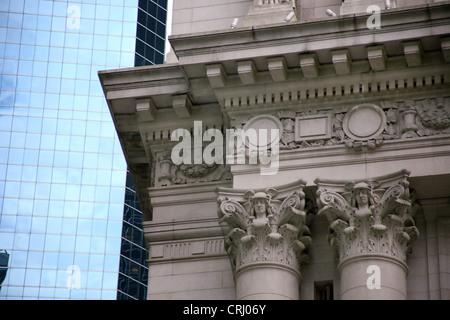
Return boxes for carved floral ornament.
[154,150,231,187]
[150,98,448,188]
[230,97,449,151]
[216,181,312,274]
[315,170,419,264]
[401,97,450,138]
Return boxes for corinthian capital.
[217,180,311,274]
[315,170,419,264]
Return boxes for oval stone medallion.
[343,104,386,140]
[242,114,283,148]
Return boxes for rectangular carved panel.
[295,114,332,142]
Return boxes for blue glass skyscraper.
[117,171,147,300]
[0,0,168,299]
[116,0,168,300]
[135,0,167,66]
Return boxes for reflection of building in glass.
[100,1,450,301]
[135,0,167,66]
[116,0,168,301]
[117,172,148,300]
[0,251,9,290]
[0,0,167,300]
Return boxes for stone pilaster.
[315,170,419,300]
[217,180,311,300]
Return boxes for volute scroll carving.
[217,181,312,274]
[316,170,419,264]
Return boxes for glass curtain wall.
[0,0,138,299]
[117,171,147,300]
[135,0,167,66]
[117,0,168,300]
[116,0,168,300]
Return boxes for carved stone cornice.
[98,2,450,225]
[170,3,450,66]
[217,180,312,276]
[315,170,419,266]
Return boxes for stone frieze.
[229,97,449,152]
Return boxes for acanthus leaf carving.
[316,189,352,222]
[316,171,419,263]
[416,97,450,132]
[217,182,312,273]
[218,198,250,231]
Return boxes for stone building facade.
[99,0,450,300]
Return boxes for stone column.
[217,180,311,300]
[316,170,419,300]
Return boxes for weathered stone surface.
[316,170,420,299]
[217,180,312,299]
[99,1,450,300]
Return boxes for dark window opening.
[315,281,333,300]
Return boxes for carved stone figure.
[217,180,312,299]
[316,170,419,263]
[352,182,373,217]
[341,182,375,235]
[316,170,420,300]
[217,182,311,272]
[250,192,271,222]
